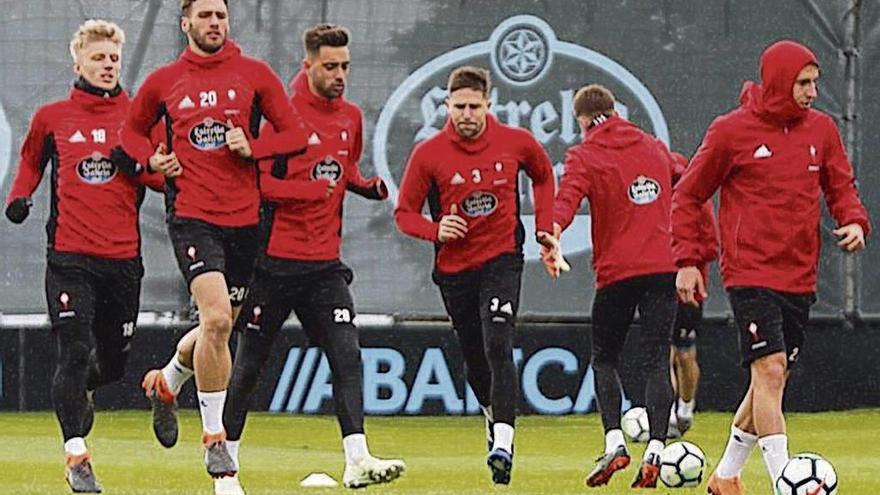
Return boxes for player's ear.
[180,17,189,34]
[73,63,81,77]
[303,57,312,71]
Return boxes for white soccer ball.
[659,441,706,488]
[775,453,838,495]
[621,407,650,443]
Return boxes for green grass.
[1,410,879,494]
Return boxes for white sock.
[758,434,789,481]
[162,354,193,396]
[678,398,695,418]
[604,428,625,454]
[492,423,514,453]
[64,437,88,456]
[668,405,678,425]
[645,439,665,461]
[716,426,758,478]
[197,390,226,435]
[227,440,240,471]
[343,433,369,465]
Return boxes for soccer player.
[673,40,869,495]
[395,66,556,485]
[221,23,405,490]
[550,84,678,488]
[667,153,719,439]
[114,0,305,490]
[4,20,163,493]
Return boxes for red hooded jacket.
[258,71,384,261]
[7,84,164,259]
[554,116,678,289]
[119,41,306,227]
[672,40,870,293]
[395,114,555,275]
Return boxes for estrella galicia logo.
[460,191,498,217]
[76,152,117,185]
[373,14,669,260]
[311,156,344,182]
[628,176,661,205]
[188,118,228,151]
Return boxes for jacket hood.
[584,115,645,149]
[739,40,818,126]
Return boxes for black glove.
[347,177,389,201]
[110,145,142,176]
[5,197,32,224]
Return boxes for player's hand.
[323,179,337,198]
[833,223,865,252]
[538,223,570,279]
[5,197,32,224]
[148,143,182,177]
[438,204,468,242]
[676,265,706,307]
[226,119,253,158]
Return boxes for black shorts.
[433,254,524,332]
[672,302,703,350]
[234,259,355,344]
[168,218,260,306]
[727,287,815,368]
[45,252,143,370]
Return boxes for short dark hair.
[303,24,350,57]
[573,84,615,119]
[447,66,491,97]
[180,0,228,16]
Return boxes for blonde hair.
[69,19,125,63]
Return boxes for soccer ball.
[659,441,706,488]
[621,407,650,443]
[775,453,838,495]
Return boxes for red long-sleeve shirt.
[6,85,163,259]
[673,41,870,293]
[259,71,383,261]
[395,115,555,274]
[554,116,677,289]
[119,40,306,227]
[671,152,719,296]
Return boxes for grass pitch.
[1,410,879,494]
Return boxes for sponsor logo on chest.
[188,118,229,151]
[311,156,344,182]
[76,152,117,185]
[460,190,498,217]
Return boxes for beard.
[190,26,225,54]
[456,121,483,139]
[314,77,344,100]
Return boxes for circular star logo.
[496,27,548,83]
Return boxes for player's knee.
[674,349,698,367]
[752,353,787,389]
[57,337,91,370]
[201,310,232,339]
